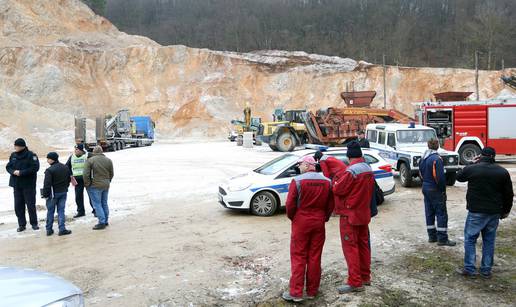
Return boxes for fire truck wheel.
[458,144,481,165]
[276,131,296,152]
[445,172,457,186]
[399,162,413,187]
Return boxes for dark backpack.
[370,180,384,217]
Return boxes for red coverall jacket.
[332,158,374,225]
[319,155,347,179]
[286,172,334,221]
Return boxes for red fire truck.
[420,92,516,164]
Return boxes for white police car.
[365,123,460,187]
[218,147,395,216]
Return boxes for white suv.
[365,123,460,187]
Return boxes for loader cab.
[284,110,306,124]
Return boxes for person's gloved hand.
[315,163,321,173]
[314,150,323,161]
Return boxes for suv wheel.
[399,162,413,187]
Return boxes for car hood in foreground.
[0,266,82,307]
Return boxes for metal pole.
[502,58,505,73]
[383,54,386,109]
[475,51,479,101]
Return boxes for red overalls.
[332,158,374,287]
[286,171,334,297]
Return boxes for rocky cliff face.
[0,0,514,156]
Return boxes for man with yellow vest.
[66,144,94,218]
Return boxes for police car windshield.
[254,154,300,175]
[396,129,437,144]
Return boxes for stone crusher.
[303,91,413,146]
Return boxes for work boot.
[337,284,365,294]
[455,268,478,278]
[17,226,26,232]
[58,229,72,236]
[32,225,39,230]
[73,213,85,218]
[428,237,437,243]
[92,223,106,230]
[480,271,492,279]
[363,281,372,286]
[437,240,456,246]
[46,229,54,236]
[281,291,303,302]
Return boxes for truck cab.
[366,123,460,187]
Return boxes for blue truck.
[75,110,155,152]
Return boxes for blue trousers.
[87,187,109,225]
[422,188,448,242]
[46,192,67,232]
[464,212,500,274]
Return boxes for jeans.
[422,188,448,242]
[87,187,109,225]
[464,212,500,274]
[46,192,67,232]
[13,187,38,227]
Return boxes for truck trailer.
[75,109,155,152]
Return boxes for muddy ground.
[0,142,514,306]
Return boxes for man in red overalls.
[282,156,334,302]
[333,141,375,294]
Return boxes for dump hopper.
[340,91,377,107]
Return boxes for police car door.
[275,164,299,206]
[384,132,398,167]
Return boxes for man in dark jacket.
[84,146,114,230]
[357,131,370,148]
[42,152,72,236]
[5,138,40,232]
[333,141,374,294]
[456,147,513,278]
[66,143,94,218]
[419,139,455,246]
[282,156,334,302]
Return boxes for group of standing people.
[5,138,114,235]
[283,136,513,302]
[282,141,376,302]
[420,141,514,278]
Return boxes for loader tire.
[276,131,296,152]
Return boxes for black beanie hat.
[481,147,496,158]
[75,143,85,152]
[14,138,26,147]
[346,140,363,158]
[46,152,59,161]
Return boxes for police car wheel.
[251,191,278,216]
[399,162,413,187]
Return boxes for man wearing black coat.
[357,131,370,148]
[5,138,40,232]
[42,152,72,236]
[456,147,514,278]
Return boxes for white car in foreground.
[0,266,84,307]
[218,147,395,216]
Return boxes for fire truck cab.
[420,93,516,164]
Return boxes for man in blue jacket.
[419,139,455,246]
[5,138,40,232]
